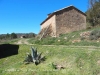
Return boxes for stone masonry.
[39,5,86,38]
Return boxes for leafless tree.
[88,0,100,8]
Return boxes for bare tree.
[88,0,100,8]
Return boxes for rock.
[64,37,67,40]
[72,39,81,43]
[58,40,60,42]
[80,31,91,40]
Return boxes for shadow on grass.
[0,44,19,59]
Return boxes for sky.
[0,0,88,34]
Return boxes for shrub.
[89,30,100,40]
[24,47,45,65]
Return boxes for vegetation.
[24,47,45,65]
[0,27,100,75]
[86,0,100,26]
[0,32,36,40]
[89,29,100,40]
[11,33,17,39]
[0,45,100,75]
[27,27,100,46]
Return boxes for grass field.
[0,45,100,75]
[0,27,100,75]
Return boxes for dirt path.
[15,39,29,44]
[14,39,100,50]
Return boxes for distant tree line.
[86,0,100,26]
[0,32,36,40]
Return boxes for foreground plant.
[24,47,45,65]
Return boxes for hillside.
[0,27,100,75]
[28,27,100,46]
[0,27,100,46]
[1,27,100,46]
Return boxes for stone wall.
[41,15,56,37]
[56,8,86,36]
[39,24,54,39]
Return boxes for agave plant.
[31,47,42,65]
[24,53,33,64]
[24,47,45,65]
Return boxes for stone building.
[39,5,86,39]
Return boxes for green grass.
[27,27,100,46]
[0,27,100,75]
[0,45,100,75]
[0,39,20,44]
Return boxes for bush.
[89,30,100,40]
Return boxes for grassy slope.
[28,27,100,46]
[0,45,100,75]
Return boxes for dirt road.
[15,39,29,44]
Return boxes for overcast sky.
[0,0,88,34]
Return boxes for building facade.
[39,5,86,38]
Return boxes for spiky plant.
[31,47,42,65]
[24,47,45,65]
[24,53,33,64]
